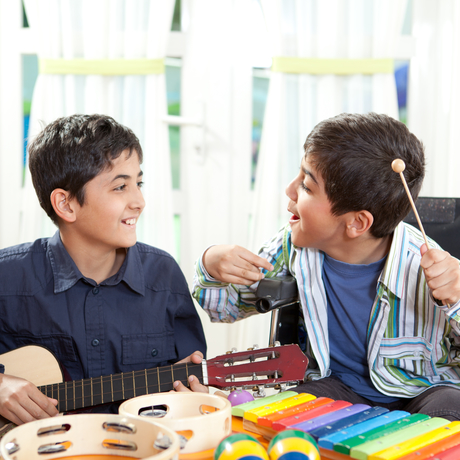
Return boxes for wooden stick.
[391,159,430,248]
[392,158,450,307]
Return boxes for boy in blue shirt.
[193,113,460,420]
[0,114,206,425]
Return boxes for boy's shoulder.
[133,242,189,294]
[134,241,179,268]
[0,238,52,294]
[0,238,50,263]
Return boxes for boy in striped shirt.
[193,112,460,420]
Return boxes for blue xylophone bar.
[233,391,460,460]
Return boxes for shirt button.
[92,339,100,347]
[151,348,158,357]
[92,287,99,295]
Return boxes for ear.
[50,189,76,223]
[345,211,374,239]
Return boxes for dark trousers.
[294,377,460,421]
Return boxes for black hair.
[28,114,143,225]
[304,112,425,238]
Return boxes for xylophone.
[231,391,460,460]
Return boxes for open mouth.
[123,218,136,226]
[289,214,300,224]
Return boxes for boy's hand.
[0,373,58,425]
[173,351,209,393]
[203,245,274,285]
[420,244,460,305]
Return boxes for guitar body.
[0,346,64,432]
[1,345,63,386]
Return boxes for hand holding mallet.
[392,158,450,307]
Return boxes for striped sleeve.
[192,226,291,323]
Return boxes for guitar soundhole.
[102,421,137,434]
[37,441,72,455]
[139,404,169,418]
[37,423,71,437]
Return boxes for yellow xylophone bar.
[367,421,460,460]
[231,392,460,460]
[243,392,316,422]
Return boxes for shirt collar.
[379,221,409,299]
[48,231,145,296]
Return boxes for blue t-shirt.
[0,231,206,386]
[323,253,399,403]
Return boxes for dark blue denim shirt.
[0,231,206,386]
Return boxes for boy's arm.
[0,373,58,425]
[192,227,290,323]
[203,245,274,286]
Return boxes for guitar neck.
[39,362,203,413]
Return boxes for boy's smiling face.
[71,149,145,252]
[286,155,347,251]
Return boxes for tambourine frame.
[0,413,180,460]
[119,392,232,454]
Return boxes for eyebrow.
[111,170,143,182]
[302,166,318,185]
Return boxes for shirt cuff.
[445,298,460,322]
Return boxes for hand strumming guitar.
[0,373,58,425]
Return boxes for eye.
[114,184,126,191]
[300,182,310,193]
[137,181,144,188]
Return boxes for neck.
[59,230,127,284]
[325,234,392,265]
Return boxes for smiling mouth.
[123,218,136,226]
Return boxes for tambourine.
[119,392,232,454]
[0,413,180,460]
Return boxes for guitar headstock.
[204,344,308,390]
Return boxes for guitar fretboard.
[39,362,203,412]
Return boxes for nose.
[285,176,297,202]
[130,187,146,212]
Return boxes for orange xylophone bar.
[232,392,460,460]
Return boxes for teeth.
[125,218,136,225]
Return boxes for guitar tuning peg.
[226,347,238,354]
[274,341,281,347]
[247,344,259,351]
[252,385,266,398]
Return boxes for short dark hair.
[28,114,143,225]
[304,113,425,238]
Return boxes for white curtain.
[408,0,460,198]
[240,0,406,351]
[21,0,176,254]
[251,0,407,250]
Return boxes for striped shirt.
[193,221,460,398]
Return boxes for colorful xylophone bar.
[231,391,460,460]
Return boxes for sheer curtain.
[408,0,460,198]
[21,0,176,253]
[251,0,406,250]
[243,0,407,349]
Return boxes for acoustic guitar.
[0,344,308,431]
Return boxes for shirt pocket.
[378,336,436,377]
[122,332,176,368]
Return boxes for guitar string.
[40,362,203,407]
